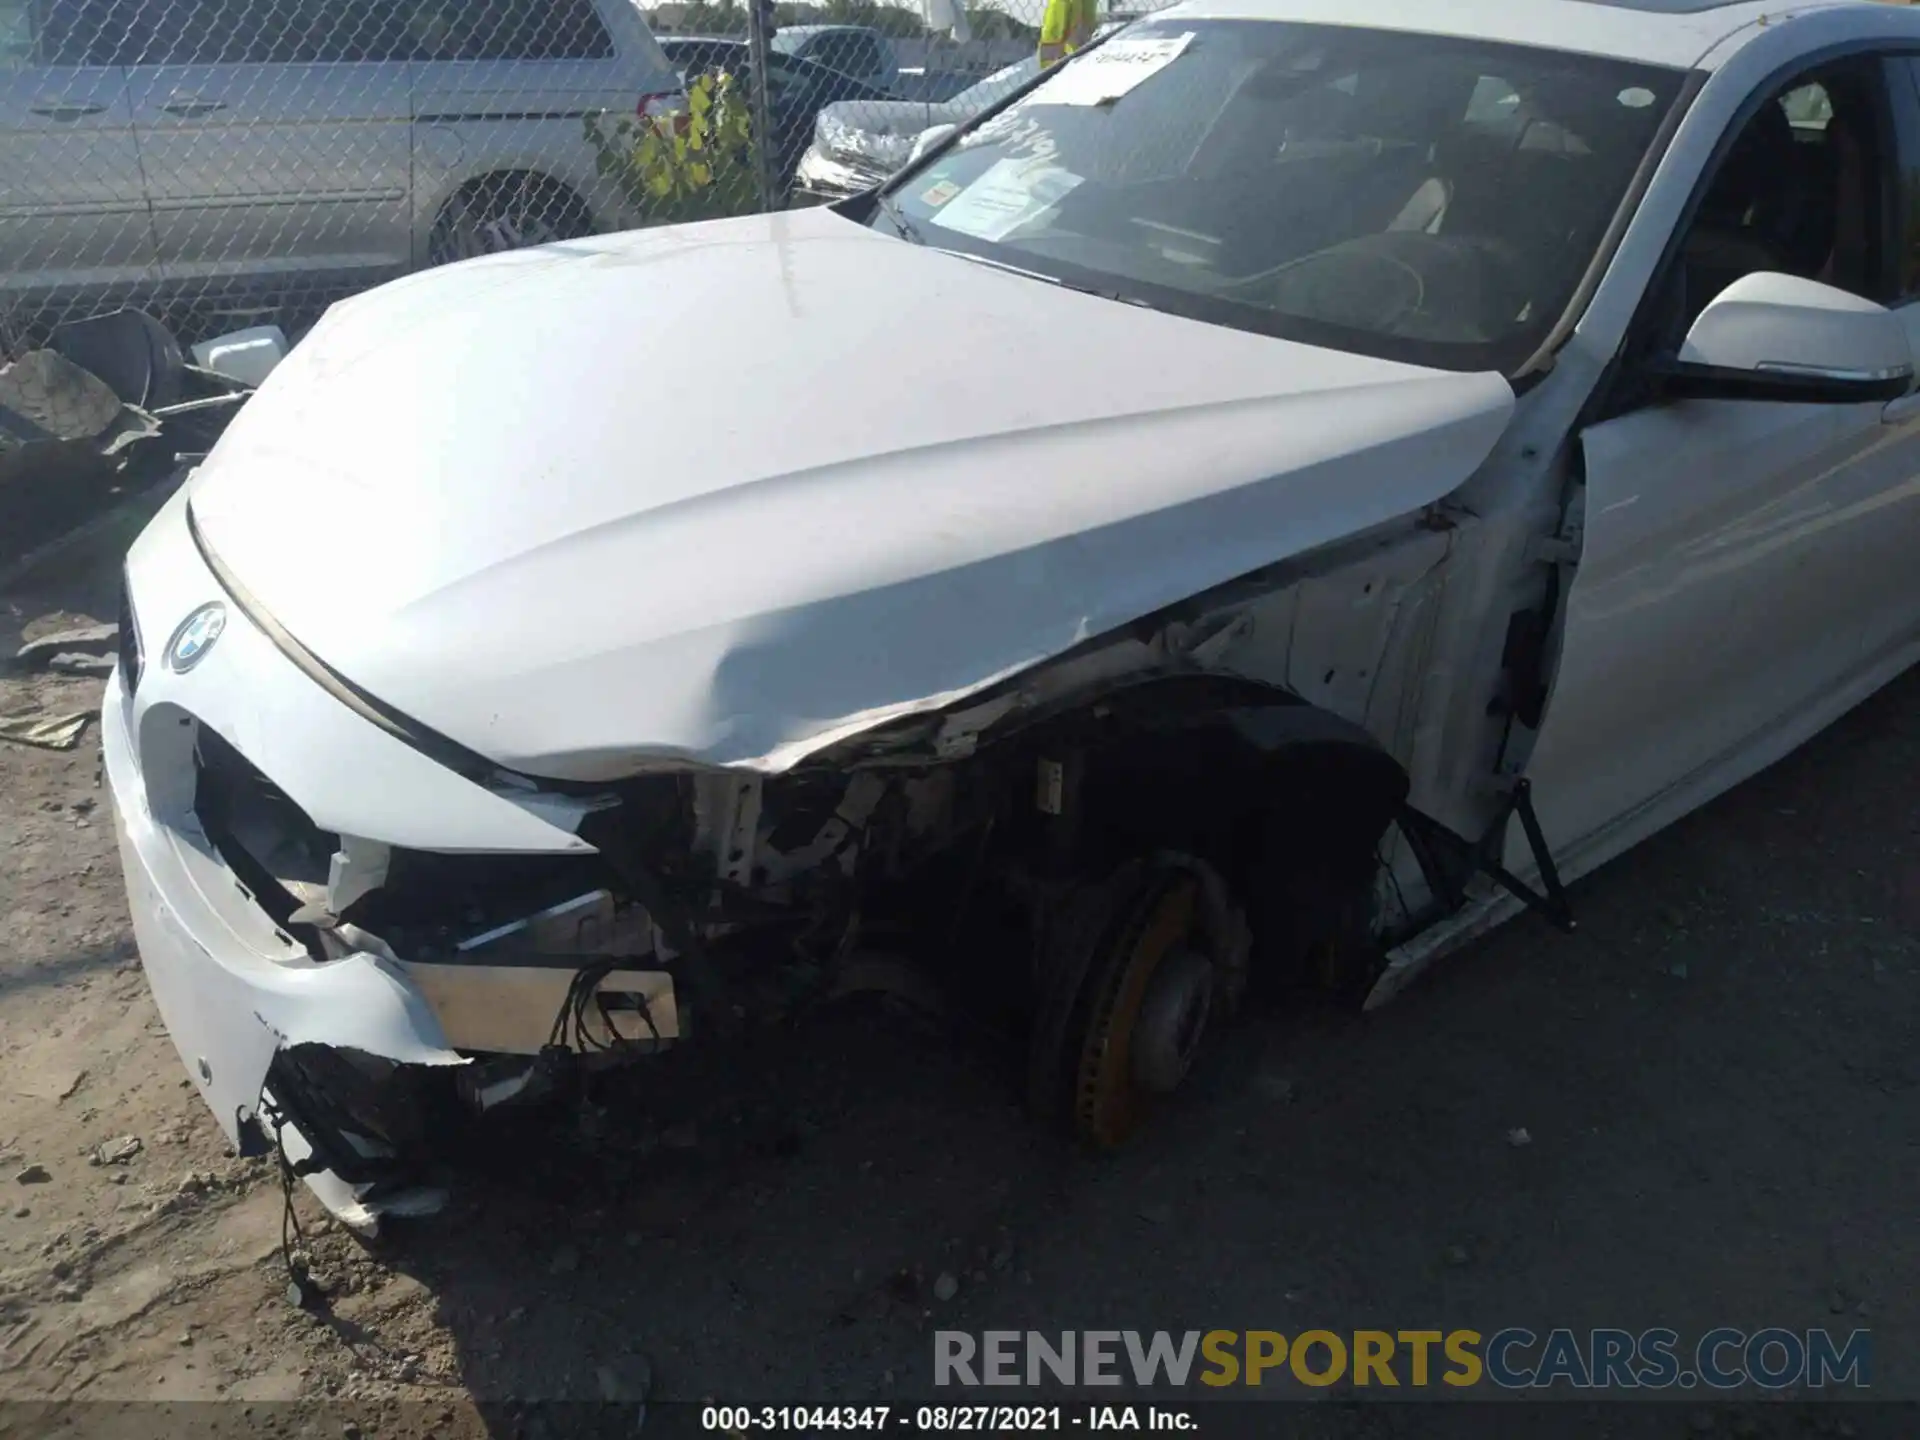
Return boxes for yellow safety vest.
[1038,0,1095,66]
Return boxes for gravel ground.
[0,535,1914,1439]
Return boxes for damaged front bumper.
[103,664,464,1228]
[105,489,682,1232]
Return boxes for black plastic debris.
[1,309,263,575]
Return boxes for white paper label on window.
[931,157,1083,241]
[1034,31,1194,107]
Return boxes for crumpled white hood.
[188,207,1514,782]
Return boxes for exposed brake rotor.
[1030,857,1247,1150]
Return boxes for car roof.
[1156,0,1895,70]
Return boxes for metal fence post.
[746,0,780,212]
[4,0,1126,354]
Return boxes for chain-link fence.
[0,0,1181,541]
[0,0,1173,350]
[1,0,1912,362]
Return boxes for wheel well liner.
[1002,674,1409,885]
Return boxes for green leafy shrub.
[586,69,760,226]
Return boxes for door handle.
[29,102,106,120]
[161,97,227,117]
[1882,390,1920,425]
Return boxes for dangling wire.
[263,1099,311,1302]
[545,958,664,1058]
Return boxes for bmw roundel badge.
[166,602,227,673]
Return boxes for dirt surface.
[0,540,1914,1438]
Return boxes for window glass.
[127,0,413,63]
[796,29,882,78]
[662,39,723,74]
[0,0,33,65]
[416,0,613,61]
[1677,64,1885,323]
[315,0,416,62]
[1782,81,1832,132]
[876,19,1687,373]
[763,54,801,96]
[1463,73,1520,124]
[35,0,140,65]
[135,0,273,63]
[669,41,789,94]
[1887,58,1920,298]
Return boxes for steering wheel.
[1220,240,1428,333]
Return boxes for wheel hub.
[1130,947,1214,1095]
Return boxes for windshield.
[954,57,1040,111]
[872,19,1686,373]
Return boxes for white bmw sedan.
[106,0,1920,1229]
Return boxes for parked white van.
[0,0,684,322]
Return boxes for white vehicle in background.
[795,24,1130,202]
[796,56,1043,201]
[0,0,684,327]
[107,0,1920,1232]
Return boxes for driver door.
[1518,56,1920,871]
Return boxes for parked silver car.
[0,0,683,323]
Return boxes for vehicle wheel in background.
[428,173,595,265]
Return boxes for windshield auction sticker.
[930,159,1083,241]
[1036,31,1195,107]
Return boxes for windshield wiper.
[874,189,924,245]
[936,247,1133,304]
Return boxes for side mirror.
[1648,272,1914,404]
[909,122,958,165]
